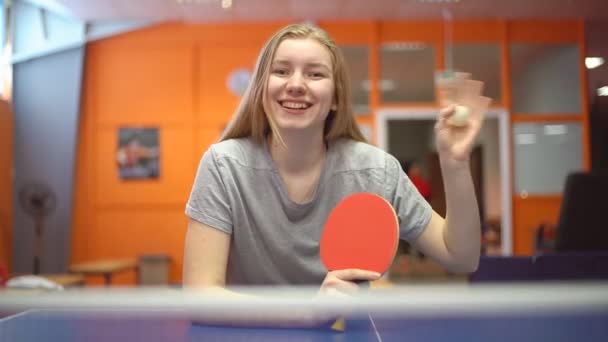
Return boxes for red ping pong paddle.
[320,192,399,277]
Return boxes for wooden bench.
[69,259,138,286]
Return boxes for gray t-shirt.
[185,137,432,286]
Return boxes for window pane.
[513,122,584,195]
[453,43,501,103]
[380,43,436,103]
[341,46,369,115]
[509,44,582,114]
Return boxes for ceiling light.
[515,133,536,145]
[586,57,605,69]
[221,0,232,9]
[543,124,567,136]
[598,86,608,97]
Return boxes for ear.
[331,102,338,111]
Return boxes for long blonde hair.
[219,23,366,144]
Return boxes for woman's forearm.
[439,156,481,273]
[184,286,335,328]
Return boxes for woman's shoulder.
[337,138,385,154]
[206,137,269,169]
[331,138,398,171]
[210,137,255,155]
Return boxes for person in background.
[401,160,432,202]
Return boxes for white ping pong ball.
[449,105,470,127]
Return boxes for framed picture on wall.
[116,127,160,180]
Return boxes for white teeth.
[281,101,310,109]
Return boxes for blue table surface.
[1,309,608,342]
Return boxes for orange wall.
[72,20,587,285]
[0,100,12,273]
[73,23,289,284]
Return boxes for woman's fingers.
[322,279,359,295]
[319,269,381,295]
[435,105,456,130]
[460,79,484,106]
[330,269,381,282]
[454,72,471,80]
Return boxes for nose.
[285,71,306,95]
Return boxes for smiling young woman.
[183,23,489,300]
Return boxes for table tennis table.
[1,309,607,342]
[1,284,607,342]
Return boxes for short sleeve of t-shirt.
[185,146,233,234]
[384,155,433,242]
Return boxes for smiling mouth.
[279,101,312,110]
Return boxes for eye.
[272,68,289,76]
[308,71,327,79]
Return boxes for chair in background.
[138,255,170,286]
[472,172,608,283]
[553,171,608,252]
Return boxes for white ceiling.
[27,0,608,22]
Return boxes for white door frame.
[374,107,512,256]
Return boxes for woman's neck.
[268,130,326,175]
